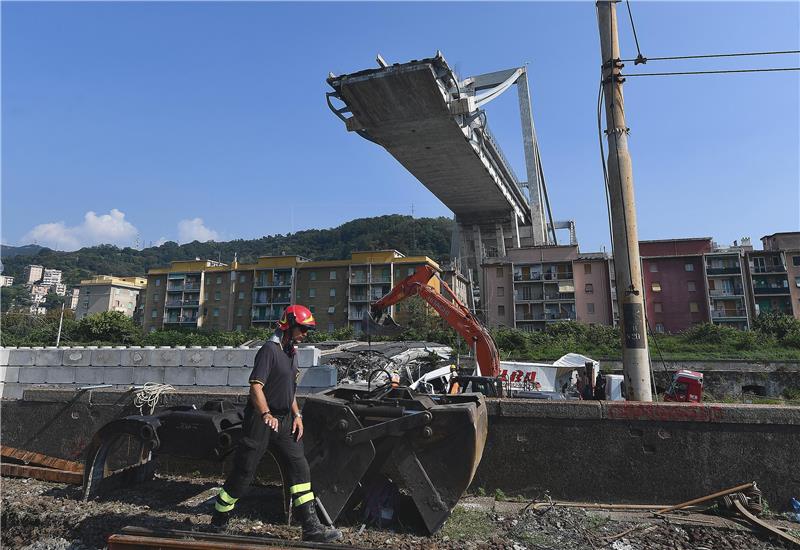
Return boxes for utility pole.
[597,0,653,401]
[56,300,66,347]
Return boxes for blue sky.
[2,1,798,254]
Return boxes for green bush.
[753,312,800,340]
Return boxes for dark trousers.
[216,406,311,513]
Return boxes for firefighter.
[210,305,342,542]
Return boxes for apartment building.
[703,240,752,330]
[23,265,44,285]
[481,245,615,331]
[142,251,442,334]
[41,268,63,286]
[66,288,80,311]
[76,276,147,320]
[746,249,793,317]
[640,238,713,334]
[0,275,14,287]
[761,232,800,320]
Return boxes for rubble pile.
[2,476,794,550]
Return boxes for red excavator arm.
[369,265,500,377]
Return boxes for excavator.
[82,266,492,535]
[367,264,501,393]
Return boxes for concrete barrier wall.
[0,346,321,400]
[1,389,797,512]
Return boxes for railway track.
[107,526,373,550]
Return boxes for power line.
[624,0,645,64]
[622,67,800,77]
[621,49,800,63]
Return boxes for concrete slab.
[35,348,64,366]
[0,348,10,366]
[74,367,106,385]
[182,348,214,367]
[195,368,230,386]
[492,399,602,419]
[152,348,181,367]
[298,366,337,389]
[62,348,92,366]
[19,367,47,384]
[165,367,196,386]
[133,367,166,385]
[2,366,20,384]
[122,348,151,367]
[1,383,26,400]
[297,347,321,369]
[104,367,134,384]
[45,367,76,384]
[91,349,122,367]
[8,349,36,366]
[213,348,251,367]
[228,367,252,387]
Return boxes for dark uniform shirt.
[248,340,299,414]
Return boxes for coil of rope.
[133,382,175,415]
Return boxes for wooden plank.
[1,463,83,485]
[0,445,83,473]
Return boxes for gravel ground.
[1,475,796,550]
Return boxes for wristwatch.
[261,410,271,419]
[294,412,303,419]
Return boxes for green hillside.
[0,215,454,285]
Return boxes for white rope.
[133,382,175,415]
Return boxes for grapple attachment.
[82,400,243,500]
[365,308,405,337]
[302,384,488,534]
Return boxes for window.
[213,308,220,317]
[496,267,504,277]
[328,322,335,332]
[216,276,222,284]
[685,263,695,272]
[151,309,157,319]
[584,263,592,275]
[497,305,505,316]
[793,256,800,266]
[497,286,504,297]
[687,281,696,292]
[649,263,658,273]
[585,283,594,294]
[329,271,337,280]
[214,291,221,301]
[329,288,336,297]
[654,302,662,313]
[153,294,160,304]
[651,282,662,292]
[309,288,316,298]
[689,302,699,313]
[296,289,302,298]
[327,306,335,314]
[408,267,415,276]
[309,305,316,313]
[655,323,665,333]
[310,271,317,281]
[587,303,595,314]
[204,292,209,301]
[155,279,161,287]
[237,307,243,317]
[239,274,246,283]
[236,324,242,332]
[235,291,242,300]
[795,276,800,288]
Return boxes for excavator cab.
[664,370,704,403]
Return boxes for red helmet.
[278,305,316,331]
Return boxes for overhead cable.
[621,49,800,63]
[622,67,800,77]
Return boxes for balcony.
[545,313,577,321]
[165,316,198,325]
[184,283,201,291]
[255,277,293,289]
[165,301,183,308]
[753,287,790,295]
[711,310,747,318]
[350,294,369,302]
[709,289,744,297]
[273,293,291,304]
[167,285,184,292]
[252,315,279,323]
[706,266,741,275]
[349,309,366,321]
[752,265,786,274]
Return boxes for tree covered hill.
[1,215,454,285]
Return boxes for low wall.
[1,389,797,512]
[0,346,320,400]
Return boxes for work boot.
[208,510,230,533]
[298,501,342,542]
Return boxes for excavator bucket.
[83,400,244,500]
[302,384,488,534]
[365,308,405,337]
